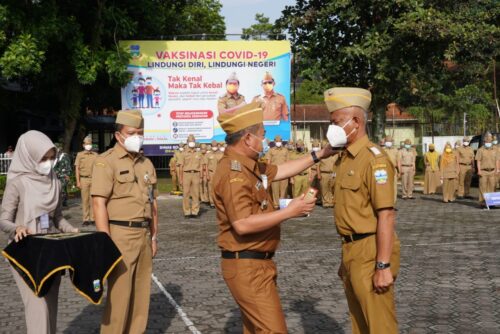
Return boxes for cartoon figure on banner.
[145,76,155,108]
[217,72,246,113]
[131,88,138,108]
[137,75,146,108]
[154,88,161,108]
[252,72,289,121]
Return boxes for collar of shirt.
[346,135,370,158]
[114,143,142,162]
[225,149,258,174]
[226,92,241,99]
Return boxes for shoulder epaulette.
[369,146,382,156]
[230,160,241,171]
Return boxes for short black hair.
[225,124,261,146]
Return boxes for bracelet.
[311,151,320,163]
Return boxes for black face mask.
[429,149,435,152]
[297,147,304,153]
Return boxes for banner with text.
[120,40,292,155]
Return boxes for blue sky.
[220,0,296,39]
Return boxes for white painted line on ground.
[151,273,202,334]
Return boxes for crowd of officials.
[0,86,499,334]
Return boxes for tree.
[242,13,284,40]
[0,0,225,151]
[277,0,499,140]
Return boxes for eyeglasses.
[262,81,274,85]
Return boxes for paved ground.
[1,187,499,333]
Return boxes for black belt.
[297,173,308,176]
[340,233,375,243]
[80,175,91,178]
[402,165,413,167]
[184,170,199,173]
[109,220,150,228]
[482,168,495,172]
[459,163,471,166]
[221,250,274,260]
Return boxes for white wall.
[422,136,464,153]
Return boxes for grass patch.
[158,176,175,194]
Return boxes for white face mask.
[121,134,144,153]
[405,144,411,150]
[36,159,55,175]
[463,142,469,146]
[179,147,184,152]
[485,142,492,148]
[326,118,354,148]
[385,142,393,148]
[196,147,201,151]
[275,142,282,147]
[220,147,226,152]
[312,147,320,152]
[212,146,218,151]
[188,142,196,148]
[493,140,498,145]
[84,144,92,151]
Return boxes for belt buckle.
[128,221,133,227]
[264,252,269,259]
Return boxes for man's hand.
[290,178,294,185]
[373,268,394,294]
[14,226,32,242]
[318,143,337,159]
[76,182,81,189]
[151,239,158,258]
[286,194,316,217]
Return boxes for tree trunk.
[60,77,84,153]
[371,105,386,143]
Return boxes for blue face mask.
[250,133,268,158]
[404,144,411,150]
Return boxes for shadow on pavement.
[419,195,481,208]
[224,308,243,333]
[64,288,181,334]
[291,298,345,334]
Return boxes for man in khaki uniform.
[383,135,399,203]
[251,72,289,121]
[205,140,222,208]
[325,87,400,334]
[265,135,289,208]
[91,110,158,334]
[309,139,321,192]
[398,139,416,199]
[174,144,185,191]
[456,136,475,198]
[213,102,334,333]
[290,139,310,197]
[179,134,204,217]
[318,140,338,207]
[199,144,209,203]
[494,136,500,189]
[75,136,98,225]
[169,155,178,192]
[218,72,246,113]
[476,133,500,207]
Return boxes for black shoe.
[394,208,399,212]
[89,221,95,225]
[210,204,215,208]
[184,215,191,219]
[191,214,198,218]
[456,196,464,199]
[82,221,89,226]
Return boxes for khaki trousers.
[221,259,287,334]
[208,171,216,206]
[479,172,497,202]
[442,178,457,202]
[458,165,473,197]
[319,172,334,207]
[292,175,309,198]
[10,265,60,334]
[400,167,415,198]
[200,176,209,203]
[101,224,152,334]
[80,177,93,221]
[171,171,178,192]
[176,166,183,191]
[182,171,200,215]
[340,234,400,334]
[271,179,289,208]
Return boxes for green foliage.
[0,34,45,78]
[0,174,6,192]
[242,13,277,40]
[294,79,329,104]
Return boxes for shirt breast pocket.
[115,172,136,198]
[340,177,361,192]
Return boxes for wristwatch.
[311,151,320,163]
[151,235,158,242]
[375,261,390,270]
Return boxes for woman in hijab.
[0,130,78,334]
[423,143,440,194]
[440,142,459,203]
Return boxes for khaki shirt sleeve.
[366,156,395,210]
[475,149,482,161]
[217,97,226,113]
[74,152,81,167]
[90,156,114,198]
[151,164,159,198]
[264,163,278,183]
[217,171,255,223]
[281,95,289,120]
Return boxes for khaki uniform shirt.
[252,92,289,121]
[383,147,398,168]
[169,156,177,174]
[319,155,338,173]
[333,136,395,236]
[289,151,309,175]
[174,150,184,167]
[75,151,98,177]
[205,151,220,172]
[456,146,474,165]
[217,93,246,113]
[440,153,458,178]
[476,147,498,170]
[398,149,416,167]
[179,149,204,172]
[213,150,279,252]
[265,146,288,165]
[91,144,158,221]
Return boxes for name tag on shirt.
[40,213,49,229]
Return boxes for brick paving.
[1,188,499,333]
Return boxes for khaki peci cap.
[484,133,493,141]
[404,139,411,145]
[211,140,218,146]
[83,136,92,144]
[429,143,435,149]
[385,135,393,142]
[226,72,239,84]
[274,135,282,141]
[262,72,274,82]
[187,134,196,142]
[463,137,470,141]
[217,102,263,135]
[312,139,320,147]
[321,139,329,148]
[324,87,372,113]
[296,139,304,146]
[116,109,144,128]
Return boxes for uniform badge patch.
[95,162,106,167]
[369,147,381,156]
[255,181,262,190]
[374,169,388,184]
[230,160,241,171]
[230,177,244,183]
[93,279,101,292]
